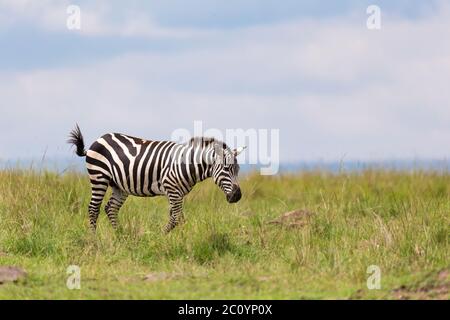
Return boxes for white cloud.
[1,3,450,162]
[0,0,212,39]
[0,0,68,30]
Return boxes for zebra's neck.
[175,143,215,186]
[196,145,215,182]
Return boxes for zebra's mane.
[186,137,228,150]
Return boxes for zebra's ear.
[233,146,247,156]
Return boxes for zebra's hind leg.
[105,187,128,230]
[163,194,184,233]
[88,182,108,232]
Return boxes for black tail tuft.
[68,124,87,157]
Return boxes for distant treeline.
[1,157,450,174]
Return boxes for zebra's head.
[212,144,246,203]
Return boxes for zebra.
[68,125,245,233]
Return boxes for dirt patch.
[393,284,448,300]
[143,272,180,282]
[256,276,273,282]
[438,269,449,282]
[268,209,315,228]
[0,266,27,284]
[353,289,366,299]
[392,268,449,300]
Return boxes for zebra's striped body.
[68,125,243,233]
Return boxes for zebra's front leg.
[105,187,128,230]
[163,195,184,233]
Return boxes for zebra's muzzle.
[227,187,242,203]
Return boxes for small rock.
[0,266,27,284]
[240,210,255,217]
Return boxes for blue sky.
[0,0,441,71]
[0,0,449,163]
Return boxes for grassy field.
[0,169,448,299]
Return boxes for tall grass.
[0,169,448,299]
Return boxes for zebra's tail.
[68,124,87,157]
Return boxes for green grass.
[0,169,448,299]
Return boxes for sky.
[0,0,449,164]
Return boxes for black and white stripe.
[68,125,243,233]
